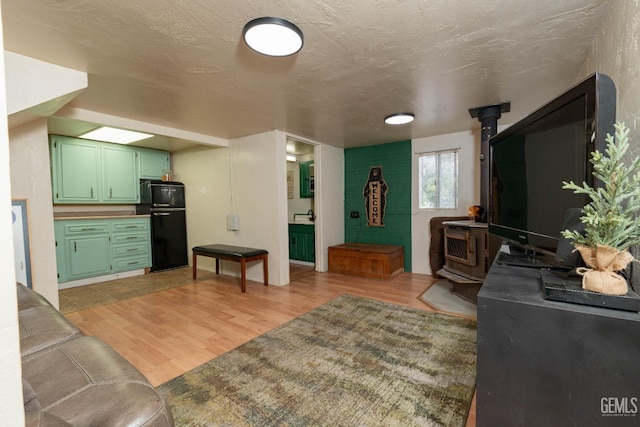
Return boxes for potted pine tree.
[561,121,640,295]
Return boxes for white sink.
[293,218,315,225]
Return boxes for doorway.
[286,137,316,276]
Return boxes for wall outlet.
[227,214,239,231]
[350,211,360,218]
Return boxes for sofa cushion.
[25,411,73,427]
[19,305,81,357]
[22,336,174,426]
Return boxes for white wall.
[173,130,290,285]
[314,142,345,272]
[9,119,59,306]
[172,144,232,268]
[578,0,640,157]
[5,51,87,128]
[411,130,481,275]
[0,5,27,423]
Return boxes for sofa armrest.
[23,336,174,426]
[17,283,53,311]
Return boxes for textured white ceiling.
[2,0,611,150]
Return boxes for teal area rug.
[158,295,477,426]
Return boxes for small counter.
[54,211,148,220]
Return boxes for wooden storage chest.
[328,243,404,280]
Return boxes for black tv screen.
[489,72,616,264]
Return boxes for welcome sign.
[362,166,388,227]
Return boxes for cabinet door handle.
[126,248,138,252]
[126,236,137,240]
[153,212,170,216]
[90,187,94,198]
[110,188,113,198]
[80,227,96,231]
[74,241,77,252]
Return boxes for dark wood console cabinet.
[477,258,640,426]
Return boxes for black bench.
[192,244,269,293]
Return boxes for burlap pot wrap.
[575,245,633,295]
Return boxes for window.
[418,150,458,209]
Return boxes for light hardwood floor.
[64,265,476,426]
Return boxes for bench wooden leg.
[215,258,220,275]
[240,258,247,293]
[192,252,197,280]
[263,254,269,286]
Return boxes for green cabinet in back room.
[299,161,314,198]
[288,224,315,262]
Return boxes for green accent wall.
[344,140,412,272]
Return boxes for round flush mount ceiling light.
[384,113,415,125]
[243,17,304,57]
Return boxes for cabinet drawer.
[112,221,149,232]
[113,255,150,271]
[112,242,149,258]
[112,232,148,243]
[64,223,109,235]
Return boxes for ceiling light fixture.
[286,154,297,162]
[79,126,154,144]
[384,113,415,125]
[243,17,303,57]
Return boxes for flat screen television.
[489,72,616,267]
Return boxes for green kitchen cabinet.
[288,224,315,262]
[51,135,101,203]
[102,144,139,202]
[299,161,314,198]
[55,220,111,281]
[50,135,171,204]
[55,217,151,283]
[110,219,152,273]
[138,148,170,180]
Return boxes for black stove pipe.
[469,102,510,222]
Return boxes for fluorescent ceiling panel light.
[286,154,297,162]
[384,113,415,125]
[79,126,154,144]
[243,17,303,57]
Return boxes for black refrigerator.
[136,180,188,271]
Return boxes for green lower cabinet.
[55,217,151,283]
[288,224,315,262]
[66,235,111,280]
[111,219,151,274]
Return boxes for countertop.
[54,211,149,220]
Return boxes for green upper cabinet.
[50,135,170,204]
[138,148,170,180]
[51,135,101,203]
[300,160,314,198]
[102,144,139,202]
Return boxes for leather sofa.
[17,283,174,426]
